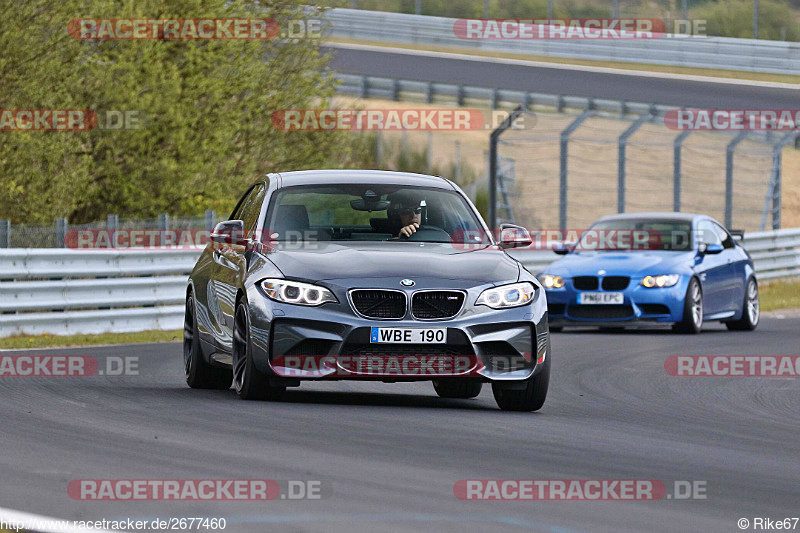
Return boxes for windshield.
[574,219,693,252]
[264,184,486,244]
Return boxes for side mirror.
[498,224,532,249]
[211,220,246,245]
[553,242,574,255]
[698,242,724,255]
[729,229,745,241]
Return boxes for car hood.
[262,242,519,284]
[543,250,695,277]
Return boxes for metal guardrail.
[0,229,798,338]
[323,8,800,75]
[334,73,678,117]
[509,228,800,280]
[0,249,199,337]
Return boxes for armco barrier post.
[726,132,749,228]
[158,213,169,231]
[55,218,68,248]
[618,114,650,214]
[673,130,692,211]
[559,110,595,230]
[489,104,525,231]
[205,210,216,231]
[107,214,119,248]
[0,220,9,248]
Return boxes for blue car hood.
[544,250,694,277]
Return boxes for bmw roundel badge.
[400,279,415,287]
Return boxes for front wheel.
[184,293,232,389]
[673,278,703,334]
[232,299,285,401]
[491,353,550,412]
[726,278,759,331]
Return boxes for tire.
[549,326,563,333]
[726,278,759,331]
[673,277,703,334]
[232,299,285,401]
[491,349,550,412]
[432,379,483,399]
[184,293,232,389]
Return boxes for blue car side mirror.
[553,242,574,255]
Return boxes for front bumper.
[244,279,549,382]
[545,277,687,326]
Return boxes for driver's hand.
[399,223,419,238]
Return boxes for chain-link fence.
[362,111,790,233]
[0,212,222,249]
[496,111,787,232]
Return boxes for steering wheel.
[403,225,450,241]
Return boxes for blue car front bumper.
[545,276,689,327]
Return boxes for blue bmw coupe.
[539,213,759,333]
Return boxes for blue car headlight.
[476,282,536,309]
[539,274,565,289]
[640,274,680,288]
[261,279,337,306]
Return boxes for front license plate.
[578,292,624,305]
[370,327,446,344]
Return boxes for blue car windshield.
[264,185,486,244]
[575,219,693,252]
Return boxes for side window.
[229,186,255,221]
[240,184,266,232]
[697,221,722,246]
[713,222,735,249]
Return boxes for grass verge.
[328,38,800,84]
[760,279,800,312]
[0,329,183,350]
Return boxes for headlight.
[476,282,536,309]
[260,279,337,306]
[539,274,565,289]
[640,274,680,288]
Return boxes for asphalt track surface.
[2,320,799,532]
[324,45,800,109]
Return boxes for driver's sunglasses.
[398,207,422,216]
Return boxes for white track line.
[0,506,118,533]
[327,41,800,89]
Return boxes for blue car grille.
[602,276,630,290]
[572,276,630,291]
[573,276,599,290]
[568,304,634,319]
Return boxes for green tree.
[0,0,372,223]
[690,0,799,40]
